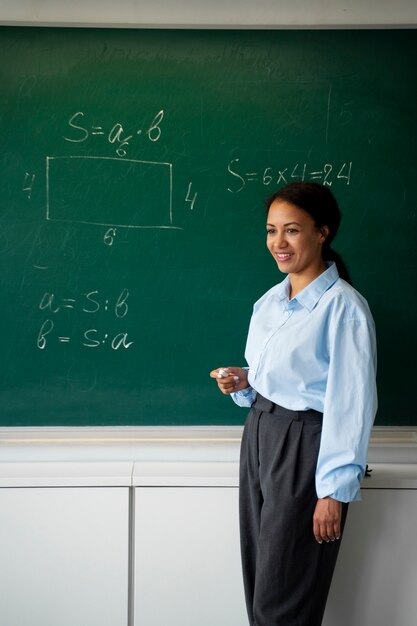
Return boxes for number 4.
[186,182,198,210]
[337,162,352,185]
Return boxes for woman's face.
[266,199,328,280]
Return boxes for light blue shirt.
[232,263,377,502]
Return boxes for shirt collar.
[275,262,340,312]
[276,275,291,303]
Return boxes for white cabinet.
[0,430,415,626]
[324,489,417,626]
[134,487,247,626]
[0,487,129,626]
[134,485,417,626]
[2,484,416,626]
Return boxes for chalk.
[217,369,230,378]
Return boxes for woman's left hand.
[313,497,342,544]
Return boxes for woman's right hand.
[209,367,250,395]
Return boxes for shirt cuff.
[316,466,365,502]
[230,386,257,408]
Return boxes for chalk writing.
[83,330,134,349]
[37,320,134,350]
[46,156,180,231]
[37,319,54,350]
[39,289,130,319]
[36,288,133,350]
[227,159,353,193]
[23,172,35,199]
[63,110,165,157]
[104,228,117,246]
[185,182,198,210]
[339,102,354,126]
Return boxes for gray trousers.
[239,394,348,626]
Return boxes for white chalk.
[217,369,230,378]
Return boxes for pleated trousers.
[239,394,348,626]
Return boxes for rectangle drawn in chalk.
[46,156,173,229]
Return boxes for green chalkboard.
[0,27,416,426]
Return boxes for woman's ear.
[319,225,330,243]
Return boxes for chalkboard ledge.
[0,426,416,488]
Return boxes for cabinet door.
[324,489,417,626]
[0,487,129,626]
[134,487,247,626]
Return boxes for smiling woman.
[266,181,353,286]
[210,181,377,626]
[266,199,328,297]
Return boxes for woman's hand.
[313,497,342,544]
[209,367,249,395]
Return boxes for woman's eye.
[286,229,298,234]
[266,229,275,235]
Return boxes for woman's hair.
[266,181,352,285]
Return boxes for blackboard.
[0,27,416,426]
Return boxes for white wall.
[1,0,417,27]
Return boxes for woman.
[210,182,377,626]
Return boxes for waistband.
[253,393,323,423]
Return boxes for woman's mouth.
[276,253,293,262]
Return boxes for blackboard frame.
[1,26,416,426]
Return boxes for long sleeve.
[315,306,377,502]
[231,385,257,408]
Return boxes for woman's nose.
[275,234,288,248]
